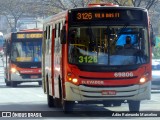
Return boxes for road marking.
[36,94,46,98]
[151,90,160,93]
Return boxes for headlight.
[67,72,79,85]
[140,77,146,83]
[11,67,20,75]
[11,68,17,73]
[139,73,149,84]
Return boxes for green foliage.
[153,46,160,59]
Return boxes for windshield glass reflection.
[11,41,42,62]
[68,26,149,66]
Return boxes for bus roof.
[70,5,147,11]
[18,29,42,32]
[43,10,67,24]
[4,29,42,41]
[43,4,147,25]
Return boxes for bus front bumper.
[65,81,151,102]
[10,73,42,82]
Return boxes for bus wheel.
[6,81,11,86]
[103,101,112,107]
[38,81,42,86]
[113,101,122,106]
[128,100,140,112]
[54,98,62,108]
[11,82,17,87]
[54,77,62,108]
[62,100,74,114]
[46,78,54,107]
[47,91,55,107]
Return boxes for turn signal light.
[67,72,78,85]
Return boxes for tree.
[0,0,160,33]
[42,0,92,9]
[0,0,30,32]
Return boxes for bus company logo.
[2,112,11,117]
[114,72,134,77]
[81,80,104,85]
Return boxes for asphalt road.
[0,58,160,120]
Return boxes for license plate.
[101,90,116,95]
[31,75,38,79]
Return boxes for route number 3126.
[79,56,97,63]
[77,13,93,20]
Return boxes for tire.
[63,100,74,114]
[128,100,140,112]
[5,78,10,86]
[47,91,55,107]
[54,98,62,108]
[113,102,121,107]
[11,81,17,87]
[38,81,42,86]
[6,81,11,86]
[46,77,54,107]
[103,101,112,107]
[54,77,62,108]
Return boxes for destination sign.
[76,12,120,20]
[71,9,143,22]
[17,33,42,39]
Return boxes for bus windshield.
[68,26,149,66]
[11,41,42,62]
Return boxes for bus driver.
[124,36,132,49]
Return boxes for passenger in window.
[124,36,133,49]
[69,46,80,63]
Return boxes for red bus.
[4,29,43,87]
[42,3,153,113]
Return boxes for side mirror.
[151,41,155,47]
[7,43,11,55]
[60,25,66,44]
[150,32,155,47]
[150,23,155,47]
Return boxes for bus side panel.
[4,39,11,82]
[51,28,55,96]
[42,30,46,93]
[45,29,52,96]
[61,21,69,99]
[48,30,53,96]
[61,42,67,99]
[53,26,61,99]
